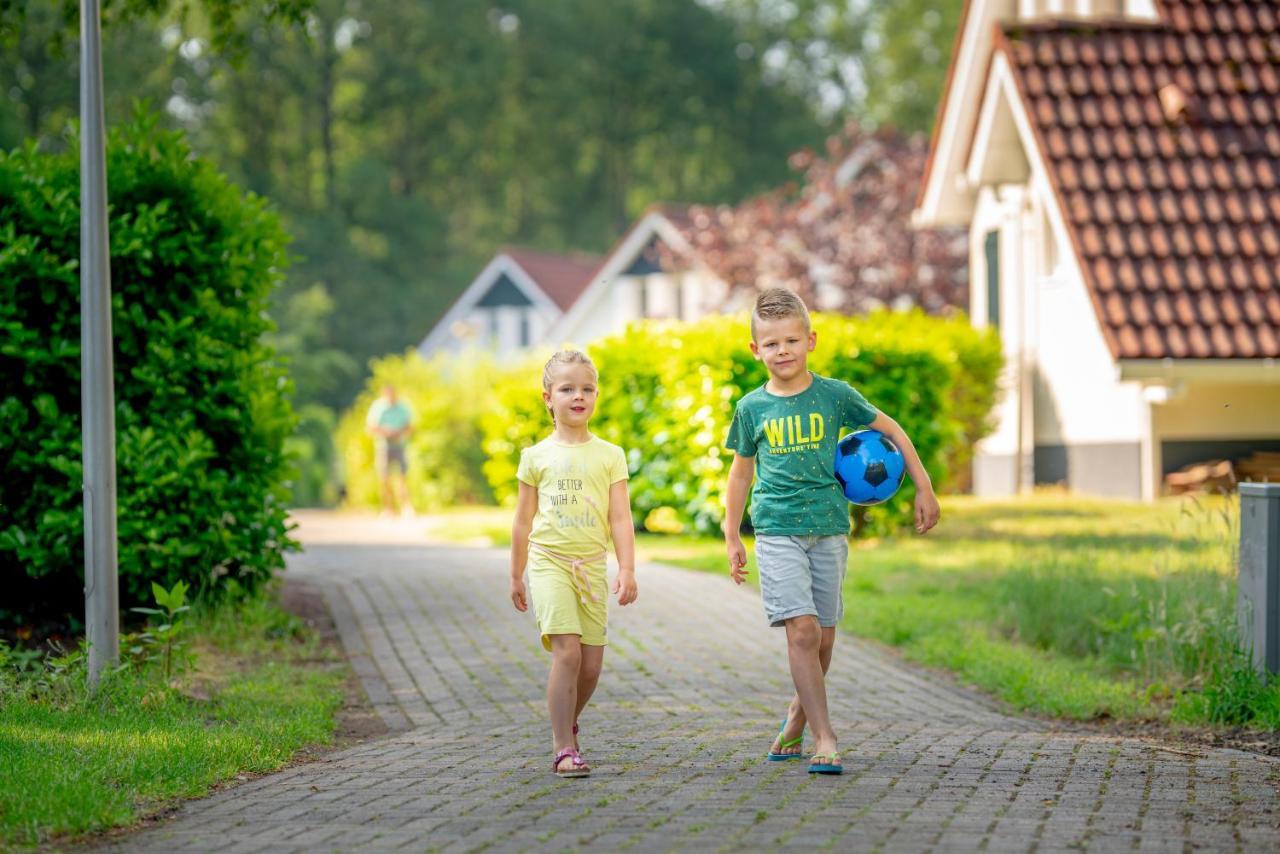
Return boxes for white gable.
[545,211,725,348]
[418,254,561,359]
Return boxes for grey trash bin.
[1238,482,1280,676]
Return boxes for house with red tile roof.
[914,0,1280,499]
[421,206,732,360]
[418,247,600,361]
[544,205,732,347]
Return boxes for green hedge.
[0,115,295,626]
[474,309,1002,536]
[286,404,341,508]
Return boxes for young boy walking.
[723,288,940,775]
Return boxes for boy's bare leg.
[772,626,836,756]
[548,635,586,772]
[784,616,839,764]
[574,645,604,747]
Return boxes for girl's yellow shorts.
[528,553,608,651]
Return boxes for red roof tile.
[503,247,601,312]
[1001,0,1280,359]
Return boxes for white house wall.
[1031,206,1147,498]
[970,179,1148,498]
[964,54,1151,499]
[971,186,1023,496]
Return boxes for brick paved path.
[115,514,1280,852]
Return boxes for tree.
[161,0,831,407]
[676,120,968,313]
[0,3,174,152]
[1,0,834,413]
[714,0,962,133]
[0,0,311,51]
[861,0,962,133]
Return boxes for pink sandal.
[553,748,590,778]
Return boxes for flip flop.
[808,751,843,775]
[553,748,590,778]
[766,718,805,761]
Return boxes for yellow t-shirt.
[517,434,630,558]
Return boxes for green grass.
[639,494,1280,726]
[0,590,344,847]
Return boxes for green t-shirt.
[725,373,878,536]
[366,398,414,448]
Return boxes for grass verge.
[646,494,1280,726]
[0,588,345,847]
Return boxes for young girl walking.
[510,349,638,778]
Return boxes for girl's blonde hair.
[542,349,598,421]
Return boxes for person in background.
[366,383,415,517]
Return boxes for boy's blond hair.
[751,287,811,339]
[541,349,597,421]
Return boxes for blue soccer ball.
[834,429,906,506]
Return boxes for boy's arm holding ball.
[608,479,638,605]
[723,453,755,584]
[868,411,940,534]
[510,481,538,611]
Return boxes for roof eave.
[1118,358,1280,384]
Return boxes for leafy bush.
[335,350,496,510]
[285,404,341,507]
[859,310,1003,492]
[477,310,1001,536]
[0,113,295,626]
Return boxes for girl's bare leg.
[574,644,604,745]
[548,634,585,772]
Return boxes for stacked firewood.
[1165,452,1280,494]
[1236,452,1280,483]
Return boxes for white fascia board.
[965,54,1021,187]
[915,0,1014,228]
[1118,359,1280,384]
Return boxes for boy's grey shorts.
[754,534,849,628]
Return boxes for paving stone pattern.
[114,516,1280,852]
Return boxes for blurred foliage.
[285,404,340,507]
[0,0,836,415]
[714,0,961,132]
[0,112,295,626]
[0,1,965,421]
[339,311,1001,536]
[0,0,312,52]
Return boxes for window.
[519,310,530,347]
[984,230,1000,328]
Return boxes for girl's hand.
[915,489,941,534]
[510,577,528,611]
[612,570,638,606]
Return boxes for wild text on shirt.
[762,412,826,454]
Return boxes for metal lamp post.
[81,0,120,689]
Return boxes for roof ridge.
[502,245,601,263]
[1002,19,1166,36]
